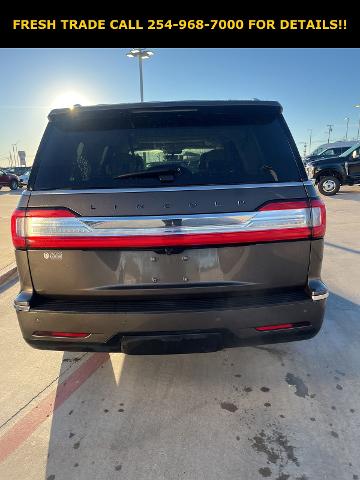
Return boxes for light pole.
[298,141,307,158]
[344,117,350,140]
[126,48,154,102]
[11,141,19,167]
[355,104,360,140]
[326,124,333,143]
[308,129,312,153]
[12,144,16,166]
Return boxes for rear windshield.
[31,107,302,190]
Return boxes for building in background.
[18,151,26,166]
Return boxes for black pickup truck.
[305,142,360,195]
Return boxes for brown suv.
[12,100,328,354]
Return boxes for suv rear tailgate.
[25,183,312,298]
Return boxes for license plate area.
[119,249,224,285]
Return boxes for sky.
[0,48,359,166]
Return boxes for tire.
[318,176,340,196]
[9,179,18,190]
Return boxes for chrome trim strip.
[311,292,329,301]
[30,181,310,195]
[25,208,311,237]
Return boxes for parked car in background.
[12,100,327,355]
[0,169,19,190]
[304,141,357,163]
[305,141,360,195]
[19,170,31,187]
[6,167,30,176]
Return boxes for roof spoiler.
[48,100,283,121]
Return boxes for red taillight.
[310,198,326,239]
[26,209,76,218]
[260,199,326,239]
[11,208,76,249]
[11,199,326,250]
[25,229,313,249]
[11,209,26,248]
[259,200,309,211]
[33,331,90,338]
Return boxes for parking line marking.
[0,352,110,464]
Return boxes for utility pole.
[354,104,360,139]
[298,141,307,158]
[344,117,350,140]
[326,124,333,143]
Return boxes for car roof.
[48,99,283,120]
[316,141,358,150]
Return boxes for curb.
[0,262,18,286]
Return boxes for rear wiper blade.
[113,167,181,180]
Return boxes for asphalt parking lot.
[0,186,359,480]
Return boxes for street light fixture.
[126,48,154,102]
[355,104,360,140]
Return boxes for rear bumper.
[15,289,327,354]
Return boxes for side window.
[321,149,335,156]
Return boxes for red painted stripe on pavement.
[0,352,110,463]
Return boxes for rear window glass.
[32,107,302,190]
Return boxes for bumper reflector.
[255,322,310,331]
[33,331,90,338]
